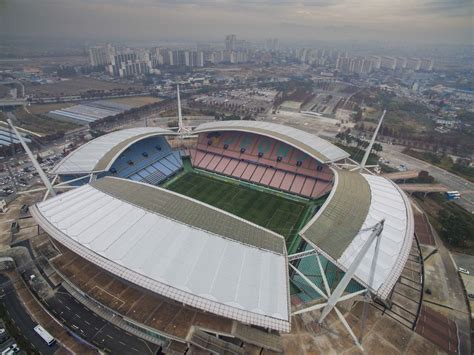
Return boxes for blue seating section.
[109,136,172,177]
[108,136,183,186]
[128,151,183,185]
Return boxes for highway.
[45,286,160,354]
[0,274,58,355]
[15,239,161,354]
[380,143,474,213]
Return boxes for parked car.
[458,267,470,275]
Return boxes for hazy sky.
[0,0,472,45]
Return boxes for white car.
[1,344,19,355]
[458,267,470,275]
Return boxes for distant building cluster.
[336,54,434,74]
[88,37,435,79]
[89,35,253,78]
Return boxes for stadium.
[28,118,416,353]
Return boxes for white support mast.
[359,109,386,171]
[177,84,189,135]
[7,118,56,197]
[318,220,384,324]
[289,220,384,348]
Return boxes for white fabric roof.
[334,174,414,298]
[193,120,349,163]
[31,183,291,332]
[52,127,174,175]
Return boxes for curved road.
[0,274,58,354]
[380,144,474,213]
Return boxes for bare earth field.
[27,102,75,114]
[107,96,163,107]
[25,77,142,96]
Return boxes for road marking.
[106,335,113,340]
[84,320,90,325]
[119,341,126,346]
[71,324,78,329]
[131,347,140,352]
[65,306,71,311]
[74,314,81,319]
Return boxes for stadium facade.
[31,121,414,353]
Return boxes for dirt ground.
[27,103,75,114]
[25,77,141,96]
[107,96,162,107]
[283,301,445,355]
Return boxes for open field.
[25,77,142,96]
[27,102,75,114]
[415,194,474,255]
[1,107,79,136]
[166,172,310,242]
[107,96,163,107]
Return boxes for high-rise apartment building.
[419,58,434,71]
[225,35,237,51]
[265,38,280,51]
[108,52,151,77]
[405,57,421,70]
[380,56,397,70]
[395,57,407,70]
[89,46,111,66]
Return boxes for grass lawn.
[415,194,474,255]
[335,143,379,166]
[0,107,79,136]
[166,172,312,244]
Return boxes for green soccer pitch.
[165,171,314,245]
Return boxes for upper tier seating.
[109,136,182,185]
[196,131,333,181]
[191,131,334,199]
[128,151,183,186]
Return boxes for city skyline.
[0,0,472,46]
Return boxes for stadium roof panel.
[91,177,286,254]
[52,127,176,175]
[193,121,349,163]
[300,168,414,299]
[31,177,290,332]
[300,169,371,259]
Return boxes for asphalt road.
[0,274,58,355]
[13,240,161,354]
[45,286,160,354]
[451,252,474,273]
[430,235,472,355]
[380,144,474,213]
